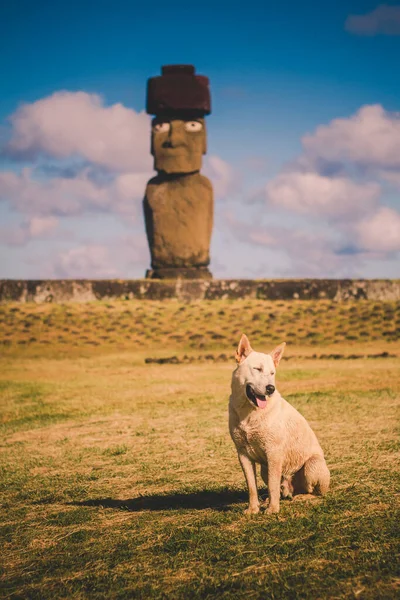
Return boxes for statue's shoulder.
[146,174,163,186]
[195,173,213,190]
[146,172,212,190]
[144,175,165,200]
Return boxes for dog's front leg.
[266,456,283,514]
[238,453,259,514]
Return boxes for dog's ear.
[236,334,253,364]
[270,342,286,367]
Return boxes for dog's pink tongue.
[256,395,267,409]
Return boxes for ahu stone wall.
[1,279,399,303]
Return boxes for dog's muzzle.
[246,384,266,409]
[246,384,275,409]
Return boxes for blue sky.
[1,0,400,279]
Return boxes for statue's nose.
[167,123,186,147]
[265,384,275,396]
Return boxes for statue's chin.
[154,155,203,174]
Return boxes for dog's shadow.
[67,488,257,512]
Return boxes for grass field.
[1,299,399,599]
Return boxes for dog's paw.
[280,480,294,500]
[280,492,293,501]
[266,504,280,515]
[244,505,260,515]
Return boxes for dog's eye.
[253,367,263,372]
[270,371,275,376]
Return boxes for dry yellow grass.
[0,299,399,599]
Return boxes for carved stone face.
[151,118,207,174]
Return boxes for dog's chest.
[231,419,269,463]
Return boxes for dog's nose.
[266,384,275,396]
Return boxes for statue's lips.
[159,151,190,157]
[246,384,267,409]
[159,149,201,156]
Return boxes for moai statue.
[143,65,213,279]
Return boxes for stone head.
[146,65,211,174]
[151,116,206,174]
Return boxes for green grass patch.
[0,299,399,598]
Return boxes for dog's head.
[232,334,285,410]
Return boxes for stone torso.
[144,172,213,270]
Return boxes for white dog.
[229,334,330,514]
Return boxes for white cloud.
[223,212,362,277]
[112,172,150,216]
[354,207,400,253]
[5,91,152,173]
[276,231,356,277]
[345,4,400,36]
[46,233,148,278]
[204,155,236,199]
[301,105,400,172]
[0,167,150,219]
[380,170,400,188]
[0,168,108,216]
[247,230,276,246]
[265,171,380,218]
[28,216,58,237]
[0,216,59,246]
[51,244,118,278]
[258,102,400,265]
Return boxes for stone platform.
[0,279,399,303]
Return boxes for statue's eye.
[153,122,170,133]
[184,121,202,132]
